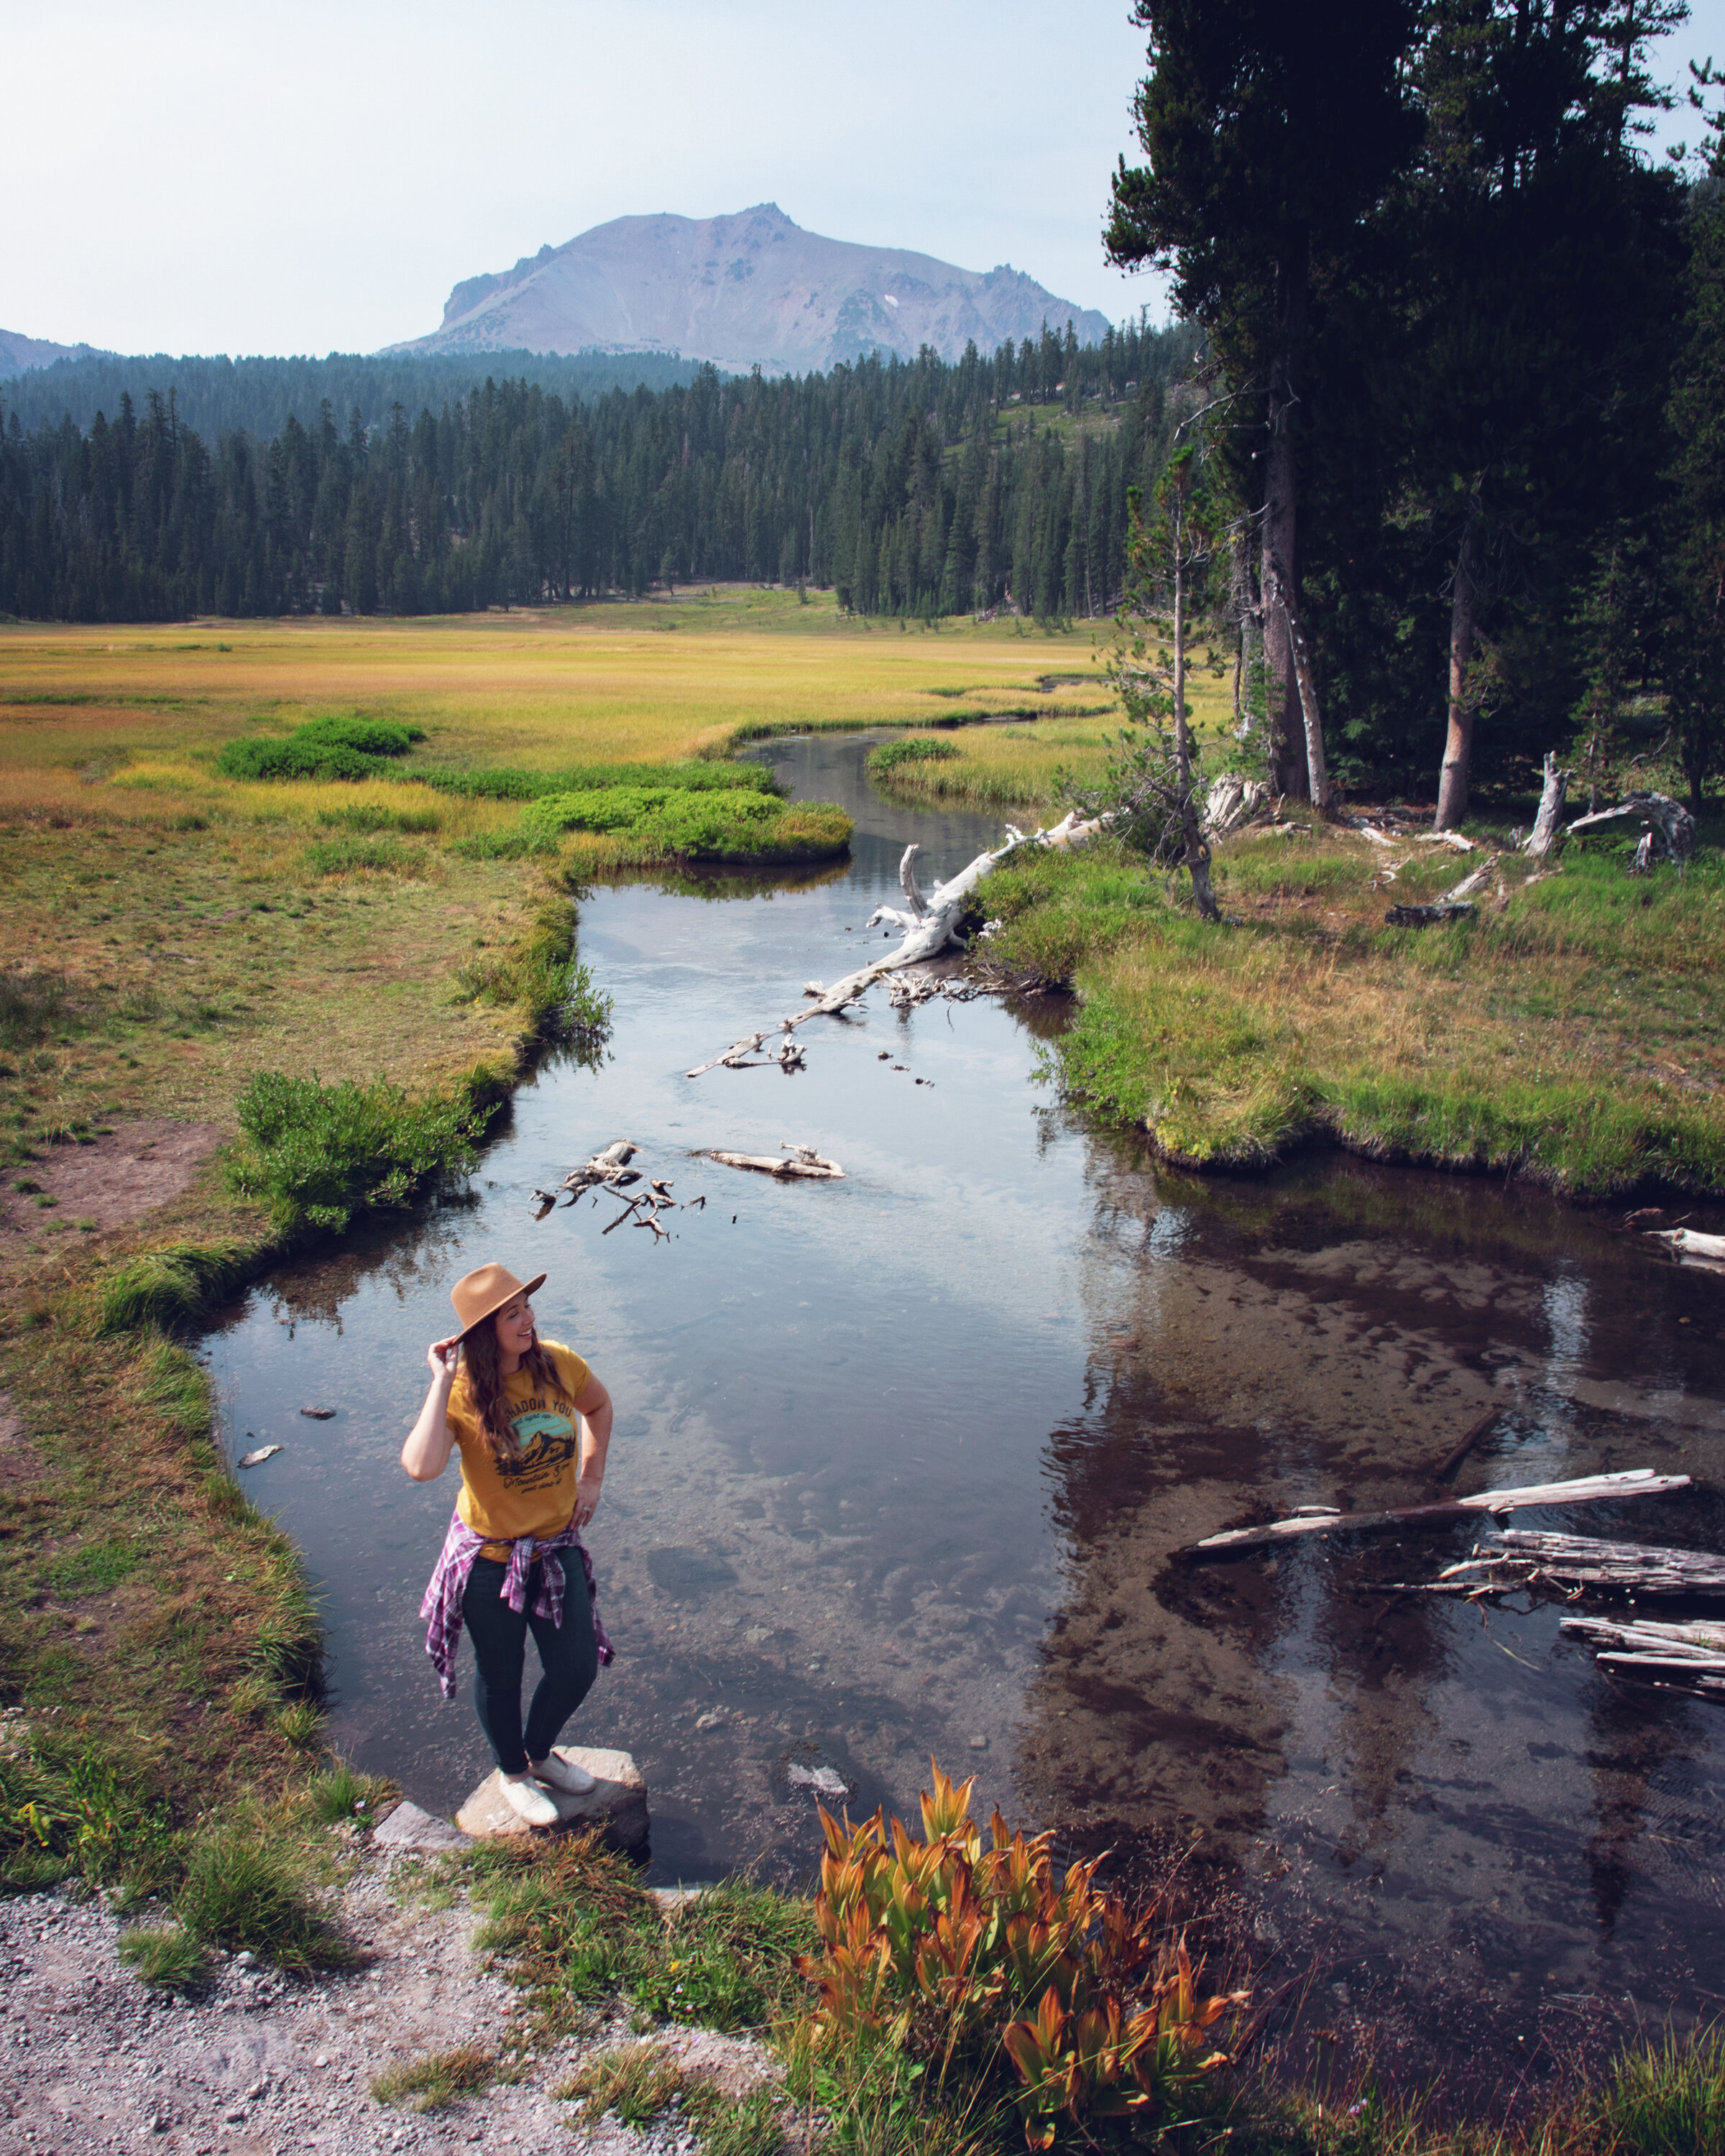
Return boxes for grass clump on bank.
[983,822,1725,1195]
[372,2042,505,2113]
[520,784,851,865]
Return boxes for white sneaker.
[530,1751,598,1796]
[499,1772,560,1826]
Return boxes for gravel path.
[0,1841,777,2156]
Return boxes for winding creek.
[203,733,1725,2087]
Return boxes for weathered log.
[695,1143,845,1180]
[1525,752,1571,862]
[1385,901,1476,927]
[1190,1469,1690,1555]
[1644,1226,1725,1263]
[1461,1528,1725,1594]
[1565,791,1697,866]
[1433,1404,1501,1482]
[685,813,1105,1078]
[1562,1616,1725,1654]
[1416,830,1476,854]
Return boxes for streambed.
[202,734,1725,2090]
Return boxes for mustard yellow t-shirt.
[444,1340,592,1560]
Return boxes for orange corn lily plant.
[798,1759,1248,2147]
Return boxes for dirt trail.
[0,1834,775,2156]
[0,1121,224,1268]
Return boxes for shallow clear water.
[203,735,1725,2082]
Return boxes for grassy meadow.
[4,594,1724,2156]
[0,592,1109,1892]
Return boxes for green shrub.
[176,1834,351,1970]
[118,1923,208,1991]
[520,786,850,863]
[217,714,423,783]
[868,737,962,775]
[227,1069,487,1233]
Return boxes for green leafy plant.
[801,1761,1245,2150]
[1,1738,178,1892]
[228,1069,487,1233]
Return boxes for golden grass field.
[0,594,1117,1275]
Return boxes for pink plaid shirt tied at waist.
[420,1510,614,1699]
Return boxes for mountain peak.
[400,208,1109,376]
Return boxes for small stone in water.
[300,1406,337,1421]
[969,1735,988,1751]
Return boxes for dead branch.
[1187,1469,1690,1556]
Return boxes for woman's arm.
[571,1371,612,1529]
[401,1338,461,1481]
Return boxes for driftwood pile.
[1560,1613,1725,1696]
[529,1135,845,1240]
[686,811,1104,1080]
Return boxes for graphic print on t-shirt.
[494,1406,579,1487]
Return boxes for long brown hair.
[459,1317,559,1467]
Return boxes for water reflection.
[199,734,1725,2087]
[1018,1143,1725,2081]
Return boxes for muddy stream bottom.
[201,734,1725,2103]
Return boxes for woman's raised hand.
[426,1335,461,1383]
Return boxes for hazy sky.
[8,0,1721,361]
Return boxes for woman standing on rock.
[404,1263,615,1828]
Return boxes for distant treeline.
[0,318,1197,625]
[0,347,704,443]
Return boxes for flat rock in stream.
[456,1744,650,1851]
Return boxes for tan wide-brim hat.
[451,1263,547,1335]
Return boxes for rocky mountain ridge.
[394,202,1112,374]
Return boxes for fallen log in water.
[1443,1528,1725,1595]
[1561,1613,1725,1698]
[1190,1469,1690,1555]
[1561,1615,1725,1654]
[694,1143,844,1180]
[685,814,1105,1078]
[1644,1225,1725,1263]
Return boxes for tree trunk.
[1434,507,1482,829]
[1260,249,1310,798]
